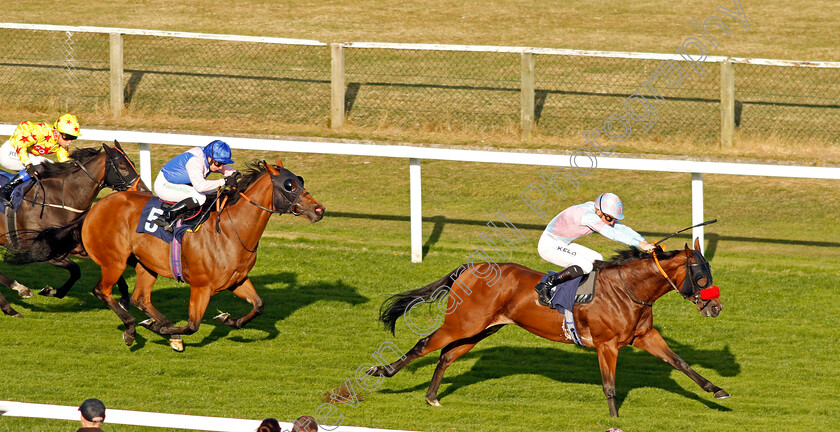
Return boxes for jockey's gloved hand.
[224,175,238,188]
[25,164,44,178]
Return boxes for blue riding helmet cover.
[203,140,234,165]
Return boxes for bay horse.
[369,239,728,417]
[8,158,324,351]
[0,142,148,318]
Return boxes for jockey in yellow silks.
[0,114,82,204]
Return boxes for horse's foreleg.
[0,290,23,318]
[596,343,620,417]
[0,272,32,298]
[214,278,264,329]
[39,258,80,298]
[632,328,729,399]
[425,325,504,406]
[155,286,211,337]
[131,265,174,332]
[92,268,136,346]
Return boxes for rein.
[617,265,653,307]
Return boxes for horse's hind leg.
[426,324,504,406]
[368,322,501,381]
[214,277,264,329]
[92,266,136,346]
[0,272,32,298]
[39,258,80,298]
[0,291,23,318]
[633,328,729,399]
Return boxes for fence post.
[521,51,535,140]
[720,59,735,147]
[330,43,345,130]
[109,32,124,119]
[139,142,152,191]
[409,158,422,263]
[691,172,705,253]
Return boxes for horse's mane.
[224,160,269,205]
[592,247,683,270]
[39,147,102,177]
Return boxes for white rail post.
[139,143,152,191]
[330,43,345,130]
[410,158,422,262]
[520,51,535,140]
[691,172,704,252]
[109,32,124,118]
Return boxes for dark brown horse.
[9,158,324,351]
[0,142,148,317]
[369,239,728,417]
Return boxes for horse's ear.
[113,140,124,151]
[694,238,702,252]
[264,161,280,175]
[275,157,284,168]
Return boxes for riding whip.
[653,219,717,246]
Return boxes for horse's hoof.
[12,312,23,319]
[38,287,57,297]
[366,366,381,376]
[11,282,33,298]
[426,398,442,407]
[123,331,135,346]
[119,298,131,311]
[714,389,730,399]
[213,312,230,324]
[169,338,184,352]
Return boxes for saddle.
[158,199,216,232]
[545,270,599,312]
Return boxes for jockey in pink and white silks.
[535,192,655,306]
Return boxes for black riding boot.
[535,265,586,307]
[154,198,199,232]
[0,175,26,205]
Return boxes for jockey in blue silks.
[153,140,238,231]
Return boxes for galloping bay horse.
[369,240,728,417]
[7,158,324,351]
[0,142,148,318]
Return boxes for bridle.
[652,249,719,311]
[101,144,144,192]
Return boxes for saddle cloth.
[545,270,599,312]
[136,197,191,244]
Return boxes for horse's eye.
[283,178,294,192]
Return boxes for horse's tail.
[4,211,88,264]
[379,265,464,335]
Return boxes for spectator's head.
[78,398,106,427]
[257,417,281,432]
[292,415,318,432]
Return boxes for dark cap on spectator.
[79,398,106,422]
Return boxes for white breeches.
[537,231,604,273]
[154,172,209,205]
[0,140,52,172]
